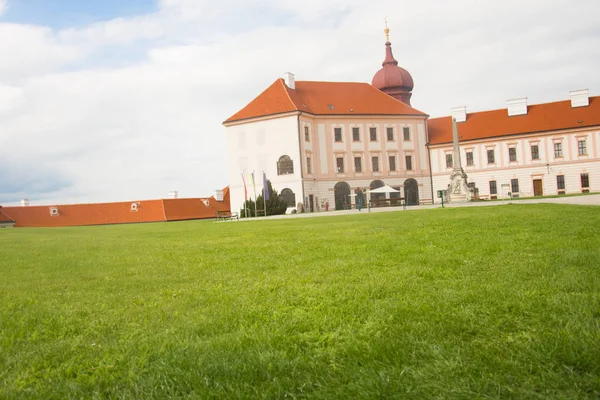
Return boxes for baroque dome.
[371,24,414,105]
[371,42,414,92]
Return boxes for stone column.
[448,118,472,202]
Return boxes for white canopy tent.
[368,184,400,194]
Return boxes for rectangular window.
[557,175,565,190]
[489,180,497,195]
[554,142,563,158]
[334,127,342,142]
[405,155,413,171]
[509,147,517,162]
[466,151,474,166]
[487,149,495,164]
[386,127,394,141]
[389,156,396,171]
[403,127,410,141]
[578,140,587,156]
[354,157,362,172]
[369,127,377,141]
[531,144,539,160]
[352,127,360,142]
[336,157,344,173]
[581,173,589,188]
[511,178,519,193]
[304,126,310,142]
[306,157,311,174]
[446,154,453,168]
[372,156,379,172]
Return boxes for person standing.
[356,187,363,211]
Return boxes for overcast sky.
[1,0,599,206]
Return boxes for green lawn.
[1,204,599,399]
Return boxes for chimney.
[284,72,295,90]
[506,97,528,117]
[168,191,178,199]
[450,106,467,123]
[21,199,30,207]
[570,89,589,108]
[214,190,224,202]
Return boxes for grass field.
[1,204,599,399]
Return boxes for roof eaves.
[223,110,301,125]
[430,123,600,146]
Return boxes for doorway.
[404,178,419,206]
[533,179,543,196]
[334,182,351,210]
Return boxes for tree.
[240,180,287,217]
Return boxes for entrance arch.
[334,182,351,210]
[404,178,419,206]
[370,180,385,202]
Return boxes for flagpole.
[252,171,257,217]
[242,169,249,218]
[262,170,268,217]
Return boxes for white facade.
[226,114,304,213]
[430,128,600,201]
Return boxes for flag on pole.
[250,171,257,217]
[250,171,256,194]
[241,171,248,201]
[263,171,269,201]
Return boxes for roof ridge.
[297,80,370,84]
[160,199,167,222]
[429,96,599,120]
[279,78,300,111]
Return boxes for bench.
[256,209,266,217]
[216,211,239,221]
[419,199,433,205]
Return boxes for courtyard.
[1,204,599,398]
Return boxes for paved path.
[237,194,600,221]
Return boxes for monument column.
[448,118,472,202]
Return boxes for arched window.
[280,188,296,207]
[277,155,294,175]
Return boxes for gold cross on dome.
[384,17,390,42]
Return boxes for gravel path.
[236,194,600,221]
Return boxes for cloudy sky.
[1,0,599,206]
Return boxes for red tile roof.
[428,96,600,145]
[162,198,216,221]
[224,79,426,123]
[0,209,15,224]
[1,187,231,228]
[1,200,167,228]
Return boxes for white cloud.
[1,0,600,205]
[0,24,83,82]
[0,0,6,15]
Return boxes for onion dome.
[371,23,414,105]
